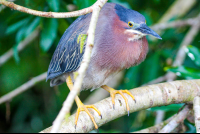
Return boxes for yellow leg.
[66,75,102,129]
[101,85,136,116]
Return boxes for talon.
[74,98,101,130]
[101,85,136,116]
[66,76,101,129]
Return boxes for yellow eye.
[128,22,133,27]
[145,20,147,24]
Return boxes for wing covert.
[46,14,90,80]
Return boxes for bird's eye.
[145,20,147,24]
[128,22,133,27]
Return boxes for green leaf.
[15,17,40,43]
[73,0,96,9]
[58,19,70,34]
[25,17,40,35]
[13,44,20,63]
[167,66,200,79]
[122,65,140,89]
[185,45,200,67]
[16,26,27,43]
[109,0,131,8]
[149,104,184,112]
[40,18,58,52]
[6,18,30,35]
[47,0,60,12]
[185,120,196,133]
[142,52,160,83]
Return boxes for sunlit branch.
[0,0,96,18]
[41,79,200,133]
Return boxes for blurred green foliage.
[0,0,200,133]
[167,46,200,79]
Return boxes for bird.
[46,2,161,130]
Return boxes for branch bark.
[40,79,200,133]
[0,0,97,18]
[159,105,192,133]
[134,115,175,133]
[193,96,200,133]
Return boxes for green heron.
[47,3,161,129]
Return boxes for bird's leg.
[66,75,102,130]
[101,85,136,116]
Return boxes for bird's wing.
[46,14,91,80]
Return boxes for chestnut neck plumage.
[92,12,149,76]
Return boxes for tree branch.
[151,16,200,31]
[0,28,40,67]
[159,105,192,133]
[0,72,47,105]
[146,13,200,85]
[40,79,200,133]
[134,115,175,133]
[50,0,108,133]
[0,0,97,18]
[172,14,200,67]
[166,14,200,82]
[193,96,200,133]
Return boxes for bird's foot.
[75,97,102,130]
[101,85,135,116]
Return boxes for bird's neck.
[91,12,149,76]
[93,33,148,74]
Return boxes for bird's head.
[114,4,162,41]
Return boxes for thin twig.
[142,75,167,86]
[145,14,200,85]
[50,0,108,133]
[155,110,165,125]
[166,14,200,82]
[151,16,199,31]
[193,96,200,133]
[0,0,97,18]
[159,105,192,133]
[172,14,200,67]
[0,72,47,105]
[158,0,196,23]
[0,28,40,67]
[134,115,175,133]
[40,79,200,133]
[0,0,14,12]
[5,101,10,123]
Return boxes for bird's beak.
[135,24,162,39]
